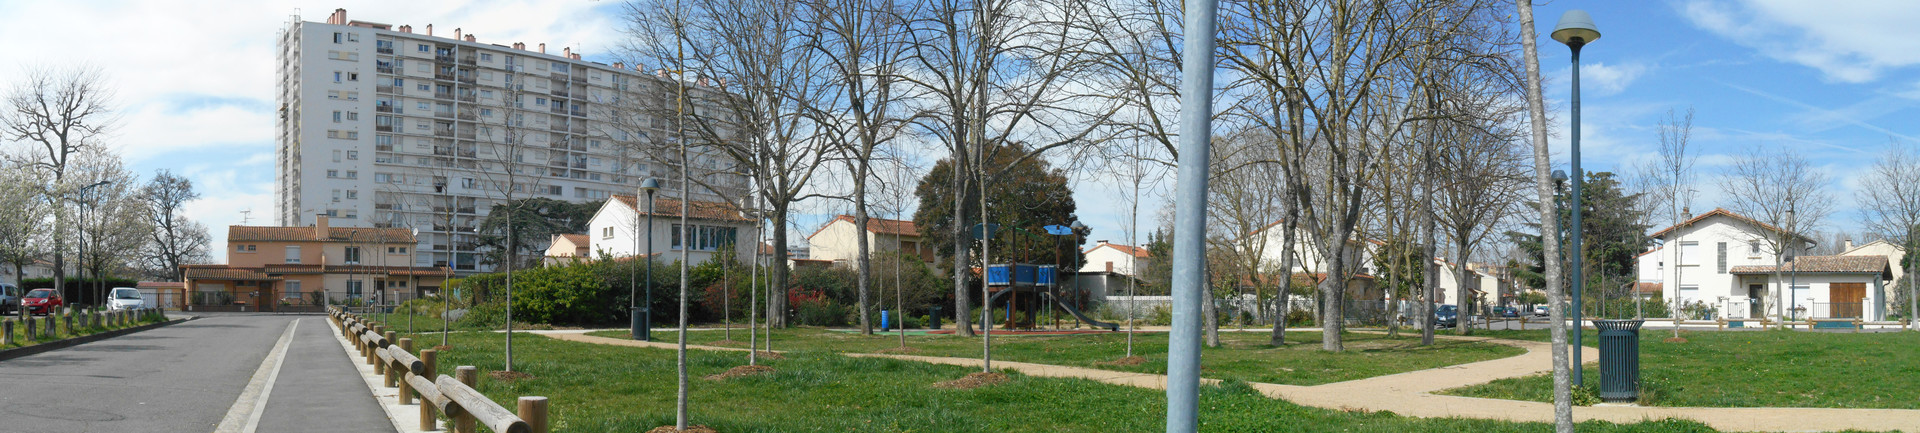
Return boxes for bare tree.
[1515,1,1575,430]
[0,159,46,287]
[804,0,913,335]
[2,66,116,298]
[139,169,210,281]
[1435,122,1529,337]
[1637,107,1696,337]
[71,149,145,305]
[1857,139,1920,330]
[465,55,548,372]
[1721,146,1833,328]
[1204,131,1283,347]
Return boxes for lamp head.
[640,178,661,193]
[1551,170,1568,183]
[1551,10,1601,47]
[1070,221,1086,231]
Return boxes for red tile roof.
[1729,255,1890,277]
[182,266,280,281]
[559,233,590,246]
[611,194,750,222]
[1088,242,1151,258]
[807,215,922,240]
[1635,282,1662,294]
[1649,208,1813,242]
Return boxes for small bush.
[1150,305,1172,326]
[457,302,509,329]
[794,298,848,327]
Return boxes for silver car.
[107,287,144,311]
[0,284,18,315]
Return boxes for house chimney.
[1096,240,1109,244]
[465,34,476,43]
[425,24,433,36]
[399,25,412,34]
[1106,261,1113,273]
[453,28,462,41]
[539,43,546,53]
[571,53,582,60]
[563,47,571,58]
[657,69,669,78]
[513,42,525,50]
[315,215,331,239]
[613,62,625,70]
[1845,238,1855,251]
[328,9,347,25]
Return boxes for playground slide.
[1042,292,1120,331]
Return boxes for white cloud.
[1568,62,1648,96]
[1678,0,1920,83]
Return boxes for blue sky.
[2,1,1917,264]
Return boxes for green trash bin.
[1595,319,1644,402]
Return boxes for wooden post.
[398,338,415,403]
[455,366,478,433]
[43,316,52,339]
[24,316,34,341]
[383,331,399,380]
[517,397,548,433]
[3,319,12,346]
[420,349,438,431]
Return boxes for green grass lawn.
[401,330,1713,432]
[3,309,168,350]
[1442,329,1920,409]
[585,327,1524,386]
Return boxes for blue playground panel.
[987,264,1058,286]
[1813,320,1858,330]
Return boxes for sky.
[1,1,1917,264]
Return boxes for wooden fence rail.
[330,306,543,433]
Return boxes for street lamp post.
[633,177,664,339]
[1552,9,1600,388]
[74,180,110,308]
[637,178,661,340]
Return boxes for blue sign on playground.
[986,264,1058,286]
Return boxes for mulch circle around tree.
[933,372,1009,390]
[705,365,775,381]
[431,345,453,352]
[489,370,534,382]
[1663,337,1688,343]
[647,425,718,433]
[1098,356,1146,366]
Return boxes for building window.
[348,73,359,82]
[345,190,358,199]
[603,226,614,239]
[347,280,363,298]
[344,247,362,264]
[346,111,358,121]
[480,53,492,61]
[1749,241,1761,256]
[374,173,390,183]
[286,246,302,264]
[333,32,343,43]
[327,170,339,178]
[346,150,359,160]
[285,281,302,300]
[418,44,429,52]
[345,171,358,179]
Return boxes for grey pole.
[646,188,657,341]
[1166,0,1217,430]
[1568,38,1589,386]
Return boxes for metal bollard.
[419,349,438,431]
[518,396,549,433]
[454,366,478,433]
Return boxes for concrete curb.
[0,315,194,362]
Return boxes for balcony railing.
[376,145,394,152]
[374,203,398,210]
[435,55,455,63]
[435,111,455,119]
[458,94,476,103]
[433,147,454,156]
[433,129,453,137]
[458,76,477,84]
[571,75,586,84]
[376,125,395,132]
[377,47,394,55]
[549,105,567,114]
[434,73,455,81]
[570,110,584,117]
[457,207,476,214]
[376,105,396,113]
[434,91,454,99]
[459,57,477,66]
[458,150,477,158]
[550,123,567,132]
[457,131,476,139]
[458,112,477,121]
[551,89,569,98]
[377,66,395,74]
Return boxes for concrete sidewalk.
[548,328,1919,432]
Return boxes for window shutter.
[1717,242,1728,274]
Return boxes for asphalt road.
[0,313,394,433]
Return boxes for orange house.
[183,216,449,312]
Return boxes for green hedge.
[19,277,140,306]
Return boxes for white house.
[1638,208,1890,320]
[1,259,56,286]
[543,234,592,265]
[585,194,757,265]
[1841,239,1907,287]
[805,215,933,265]
[1079,240,1150,276]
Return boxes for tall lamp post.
[72,180,110,308]
[635,178,661,340]
[1552,9,1599,387]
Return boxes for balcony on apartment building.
[434,90,455,99]
[434,110,455,119]
[376,104,399,114]
[459,56,477,66]
[376,85,397,94]
[376,124,395,132]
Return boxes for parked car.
[22,288,62,315]
[1498,306,1520,318]
[0,284,19,315]
[1436,305,1460,328]
[107,287,144,311]
[1533,305,1549,317]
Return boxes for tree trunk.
[1270,201,1296,346]
[1455,232,1474,336]
[855,184,873,335]
[1203,285,1220,348]
[1516,1,1575,430]
[949,148,974,337]
[769,208,793,329]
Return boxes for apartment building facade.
[276,8,747,273]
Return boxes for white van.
[108,287,144,311]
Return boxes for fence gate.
[1831,283,1865,318]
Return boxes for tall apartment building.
[276,9,748,273]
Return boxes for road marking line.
[214,318,299,433]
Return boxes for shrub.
[456,302,508,329]
[1150,305,1173,326]
[794,297,848,327]
[509,263,615,325]
[1285,308,1315,327]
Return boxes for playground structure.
[986,263,1120,332]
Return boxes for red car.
[22,289,62,315]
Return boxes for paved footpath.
[547,330,1920,432]
[0,314,393,433]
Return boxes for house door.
[257,281,277,312]
[1748,284,1764,318]
[1831,283,1865,318]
